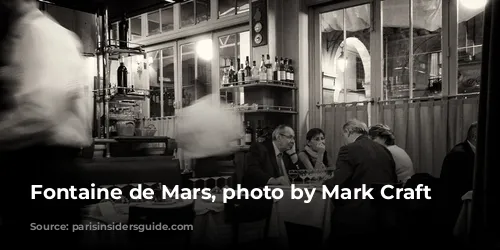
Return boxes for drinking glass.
[288,170,299,184]
[222,176,231,189]
[201,177,210,189]
[298,170,307,184]
[211,177,223,194]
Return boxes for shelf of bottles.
[220,54,297,147]
[220,54,296,113]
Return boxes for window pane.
[148,50,161,117]
[181,1,195,28]
[161,7,174,32]
[382,0,410,100]
[413,0,443,98]
[181,43,196,108]
[219,0,236,17]
[110,23,118,46]
[457,0,484,94]
[130,16,142,40]
[147,11,160,36]
[320,4,371,104]
[237,0,249,14]
[162,48,175,116]
[196,0,211,24]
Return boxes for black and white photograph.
[0,0,499,249]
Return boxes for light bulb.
[460,0,487,10]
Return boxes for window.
[181,0,211,28]
[148,11,161,36]
[320,3,372,104]
[218,31,251,104]
[181,39,213,108]
[218,0,249,18]
[457,0,485,94]
[147,46,176,117]
[382,0,443,100]
[161,7,174,32]
[130,16,142,40]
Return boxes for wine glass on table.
[298,170,307,184]
[222,176,231,190]
[211,176,223,194]
[288,170,299,184]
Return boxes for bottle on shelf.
[278,57,286,81]
[251,60,259,81]
[238,64,245,82]
[244,56,251,80]
[245,121,253,145]
[229,59,235,84]
[259,55,267,81]
[273,56,279,81]
[265,54,273,81]
[287,59,295,83]
[117,57,128,94]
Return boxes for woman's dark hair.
[306,128,325,141]
[368,124,396,146]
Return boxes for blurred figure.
[439,122,477,244]
[0,0,91,244]
[324,119,397,248]
[298,128,334,170]
[369,124,414,184]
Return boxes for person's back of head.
[342,119,368,144]
[369,124,396,146]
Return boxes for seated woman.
[298,128,334,170]
[368,124,415,184]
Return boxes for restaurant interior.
[32,0,499,248]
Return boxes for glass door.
[178,34,213,109]
[146,41,178,117]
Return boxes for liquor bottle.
[259,55,267,81]
[273,56,279,81]
[117,58,128,94]
[238,64,245,82]
[244,56,251,80]
[266,54,273,81]
[278,57,286,81]
[228,59,235,84]
[251,60,259,81]
[118,14,128,49]
[287,59,295,83]
[245,121,253,145]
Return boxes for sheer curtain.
[322,102,369,164]
[322,96,479,176]
[378,95,478,176]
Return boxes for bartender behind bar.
[0,0,92,245]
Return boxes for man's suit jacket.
[243,140,300,189]
[324,135,397,231]
[439,141,475,231]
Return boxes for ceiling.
[39,0,183,20]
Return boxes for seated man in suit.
[244,124,301,189]
[324,119,397,248]
[439,122,477,243]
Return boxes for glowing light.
[460,0,487,10]
[196,39,213,61]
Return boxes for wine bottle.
[117,59,128,94]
